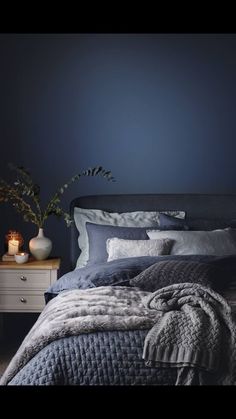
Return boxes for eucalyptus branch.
[0,164,115,229]
[8,163,33,186]
[43,166,115,224]
[0,179,38,225]
[9,163,40,203]
[56,166,115,197]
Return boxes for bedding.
[45,254,232,303]
[44,254,236,303]
[1,259,236,386]
[74,207,185,268]
[2,194,236,386]
[86,216,189,266]
[86,223,153,265]
[106,237,173,262]
[142,282,236,385]
[3,332,178,385]
[159,213,189,230]
[129,259,222,292]
[0,286,158,385]
[147,228,236,256]
[187,218,236,231]
[1,254,236,385]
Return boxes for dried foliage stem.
[0,164,115,228]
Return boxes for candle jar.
[5,230,24,255]
[14,252,29,264]
[8,239,19,255]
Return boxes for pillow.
[146,228,236,256]
[86,223,154,265]
[129,259,221,292]
[106,238,173,262]
[45,254,236,303]
[45,255,177,303]
[187,218,236,231]
[159,213,189,231]
[74,207,185,268]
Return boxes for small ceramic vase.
[29,228,52,260]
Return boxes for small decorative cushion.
[159,213,189,231]
[86,223,154,265]
[130,259,221,292]
[106,238,173,262]
[74,207,185,268]
[146,228,236,256]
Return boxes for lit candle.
[15,252,29,263]
[8,239,19,255]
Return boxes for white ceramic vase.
[29,228,52,260]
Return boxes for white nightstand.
[0,258,60,313]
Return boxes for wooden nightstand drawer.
[0,270,51,290]
[0,291,45,312]
[0,258,60,313]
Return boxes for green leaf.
[1,163,115,228]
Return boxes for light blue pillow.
[147,228,236,256]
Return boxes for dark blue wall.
[1,33,236,273]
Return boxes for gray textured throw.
[0,286,158,385]
[142,282,236,385]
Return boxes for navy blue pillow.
[159,213,189,230]
[86,223,154,265]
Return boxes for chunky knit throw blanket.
[142,282,236,385]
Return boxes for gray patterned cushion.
[106,238,173,262]
[130,260,220,292]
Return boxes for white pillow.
[146,228,236,256]
[74,207,185,268]
[106,237,173,262]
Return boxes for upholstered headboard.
[70,194,236,269]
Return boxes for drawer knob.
[20,297,27,303]
[20,276,27,281]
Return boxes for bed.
[1,193,236,386]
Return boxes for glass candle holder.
[8,239,19,255]
[5,230,24,255]
[14,252,29,264]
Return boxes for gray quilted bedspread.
[1,286,163,385]
[8,330,177,385]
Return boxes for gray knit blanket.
[0,286,158,386]
[142,282,236,385]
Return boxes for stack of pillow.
[74,208,187,268]
[74,207,236,268]
[44,208,236,303]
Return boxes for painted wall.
[1,33,236,274]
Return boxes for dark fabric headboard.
[70,194,236,269]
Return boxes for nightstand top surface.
[0,257,61,270]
